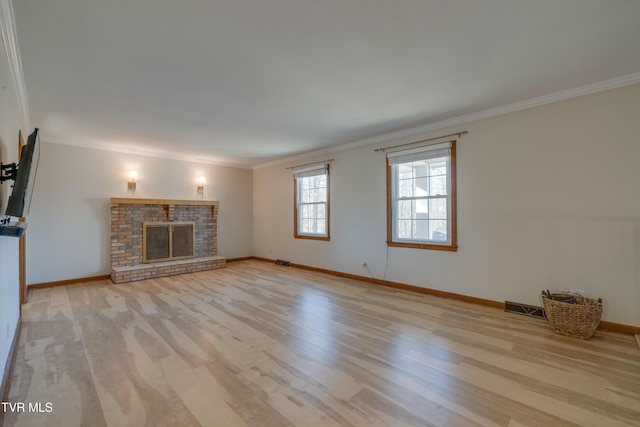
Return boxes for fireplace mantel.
[110,197,219,207]
[110,198,225,283]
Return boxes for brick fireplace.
[110,198,226,283]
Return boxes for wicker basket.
[541,294,602,339]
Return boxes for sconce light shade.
[128,170,137,193]
[197,176,205,196]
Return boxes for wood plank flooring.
[2,260,639,426]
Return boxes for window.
[294,164,329,240]
[387,141,457,251]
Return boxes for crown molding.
[0,0,30,131]
[253,72,640,170]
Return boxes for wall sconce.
[128,170,137,195]
[197,176,206,197]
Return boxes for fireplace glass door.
[143,222,195,263]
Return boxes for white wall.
[0,35,22,389]
[254,84,640,327]
[26,143,253,284]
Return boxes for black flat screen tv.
[0,128,40,237]
[5,128,40,218]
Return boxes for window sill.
[387,241,457,252]
[294,234,330,241]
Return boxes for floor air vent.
[505,301,545,319]
[275,259,291,266]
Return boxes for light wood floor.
[3,260,639,426]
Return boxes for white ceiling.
[10,0,640,167]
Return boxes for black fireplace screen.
[143,222,195,263]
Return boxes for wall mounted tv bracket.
[0,162,18,224]
[0,162,18,183]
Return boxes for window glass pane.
[317,203,326,219]
[397,219,414,239]
[429,198,447,220]
[430,175,446,196]
[300,177,309,191]
[430,220,447,241]
[413,219,430,240]
[429,159,446,173]
[397,200,414,220]
[318,187,326,202]
[398,178,414,198]
[415,176,429,196]
[415,199,428,214]
[414,163,430,178]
